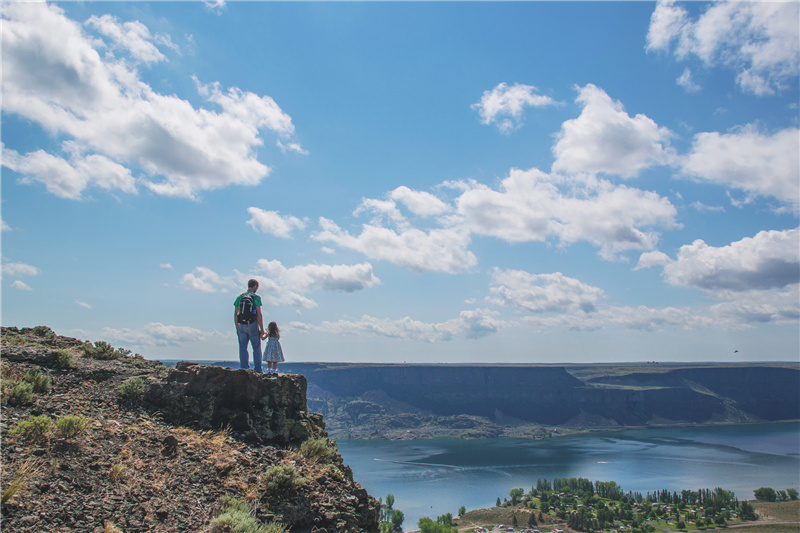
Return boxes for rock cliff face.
[1,327,379,533]
[277,362,800,438]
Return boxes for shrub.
[24,370,52,393]
[261,463,305,497]
[1,458,38,505]
[4,380,34,406]
[32,326,56,339]
[210,497,288,533]
[55,414,91,439]
[299,437,337,465]
[118,377,148,401]
[9,415,53,443]
[55,350,75,368]
[109,463,126,482]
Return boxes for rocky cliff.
[0,327,380,533]
[276,362,800,439]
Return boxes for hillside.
[270,362,800,439]
[0,327,380,532]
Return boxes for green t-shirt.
[234,292,262,308]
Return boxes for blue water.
[336,423,800,531]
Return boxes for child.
[263,321,284,375]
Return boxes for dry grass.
[1,457,39,505]
[751,500,800,522]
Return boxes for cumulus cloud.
[1,3,299,200]
[11,281,32,291]
[180,266,236,293]
[663,228,800,293]
[680,125,799,209]
[522,304,712,332]
[312,217,477,274]
[180,260,380,308]
[75,300,92,309]
[489,268,605,314]
[2,262,40,277]
[455,168,678,261]
[646,0,800,95]
[634,250,673,271]
[390,186,450,217]
[711,286,799,327]
[472,82,559,133]
[246,208,307,239]
[552,84,674,178]
[312,308,505,343]
[102,323,219,347]
[1,219,10,232]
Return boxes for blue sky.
[2,1,798,364]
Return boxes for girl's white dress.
[264,336,284,362]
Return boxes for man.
[234,278,266,372]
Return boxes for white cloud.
[180,266,236,293]
[246,207,307,239]
[160,263,173,269]
[646,0,800,96]
[75,300,92,309]
[180,260,380,308]
[203,0,227,15]
[313,308,505,343]
[102,323,219,347]
[276,139,309,155]
[2,262,40,277]
[523,305,713,332]
[634,250,673,271]
[254,259,380,294]
[455,168,678,261]
[390,186,450,217]
[85,14,167,65]
[472,82,559,133]
[711,286,799,327]
[312,217,477,274]
[552,84,674,178]
[680,125,799,209]
[676,67,701,92]
[1,3,298,200]
[2,145,137,200]
[489,268,605,314]
[663,228,800,293]
[1,219,10,232]
[11,281,32,291]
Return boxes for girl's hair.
[267,321,280,338]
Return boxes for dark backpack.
[237,292,257,324]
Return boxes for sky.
[1,0,798,365]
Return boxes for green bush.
[299,437,337,464]
[261,463,305,497]
[210,497,288,533]
[55,414,91,439]
[32,326,56,339]
[118,377,148,400]
[24,370,52,393]
[9,415,53,443]
[4,380,34,406]
[55,350,75,368]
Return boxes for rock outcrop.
[0,327,380,533]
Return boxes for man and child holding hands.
[234,279,284,374]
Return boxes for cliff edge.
[0,326,380,533]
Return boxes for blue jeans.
[237,321,262,372]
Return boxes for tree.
[788,488,799,501]
[754,487,777,502]
[386,493,395,509]
[739,501,757,521]
[391,510,404,530]
[496,497,501,507]
[510,487,525,506]
[458,506,466,517]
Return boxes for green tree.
[391,510,404,530]
[739,501,757,521]
[496,497,501,507]
[510,487,525,506]
[754,487,777,502]
[386,493,395,509]
[458,506,465,517]
[788,488,799,500]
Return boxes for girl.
[263,321,284,375]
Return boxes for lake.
[336,423,800,531]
